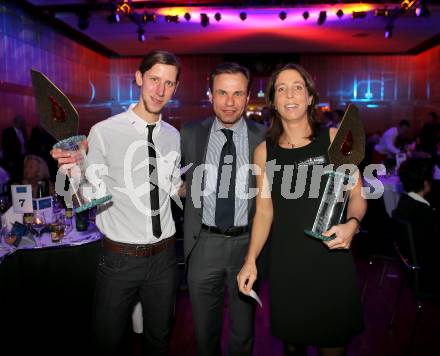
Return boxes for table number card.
[11,185,33,213]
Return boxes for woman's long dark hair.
[266,63,321,144]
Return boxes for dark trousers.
[92,242,177,356]
[187,230,256,356]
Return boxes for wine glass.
[0,196,9,229]
[32,213,46,247]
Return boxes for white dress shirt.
[375,127,400,156]
[13,126,26,155]
[86,104,181,244]
[202,117,249,227]
[407,192,430,206]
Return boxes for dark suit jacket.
[1,126,27,179]
[181,117,266,261]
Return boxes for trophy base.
[53,135,87,149]
[75,194,112,214]
[304,229,336,242]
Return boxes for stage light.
[200,13,209,27]
[279,11,287,21]
[375,8,390,17]
[107,3,120,23]
[415,4,430,17]
[336,9,344,18]
[214,12,221,21]
[118,2,132,14]
[77,11,90,30]
[303,11,309,20]
[352,11,367,19]
[239,12,247,21]
[142,13,156,23]
[165,15,179,23]
[184,12,191,21]
[400,0,418,11]
[137,27,145,42]
[384,24,393,39]
[317,11,326,26]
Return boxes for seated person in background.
[394,158,440,294]
[28,124,58,181]
[420,112,440,157]
[373,120,410,163]
[19,155,54,198]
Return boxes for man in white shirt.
[52,50,181,356]
[374,119,410,159]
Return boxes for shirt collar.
[128,103,162,134]
[407,192,430,207]
[213,116,246,137]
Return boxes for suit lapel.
[245,120,264,220]
[197,117,214,166]
[194,117,214,217]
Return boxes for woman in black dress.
[237,64,366,356]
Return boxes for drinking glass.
[32,213,46,247]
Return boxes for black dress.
[266,128,364,347]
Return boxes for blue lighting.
[353,76,357,100]
[366,104,379,108]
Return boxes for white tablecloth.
[365,175,403,217]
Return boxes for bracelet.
[346,216,361,227]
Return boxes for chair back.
[391,213,421,292]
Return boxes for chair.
[389,214,440,354]
[359,196,397,301]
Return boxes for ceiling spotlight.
[400,0,418,11]
[77,11,90,30]
[384,24,393,39]
[279,11,287,21]
[214,12,221,21]
[375,8,390,17]
[118,2,132,15]
[200,13,209,27]
[142,13,156,23]
[239,12,247,21]
[317,11,326,26]
[302,11,310,20]
[352,11,367,19]
[165,15,179,23]
[184,12,191,21]
[415,4,430,17]
[336,9,344,18]
[137,27,145,42]
[107,3,120,23]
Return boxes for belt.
[103,236,175,257]
[201,224,249,237]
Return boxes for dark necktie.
[147,124,162,238]
[215,129,236,232]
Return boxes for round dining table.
[0,221,102,355]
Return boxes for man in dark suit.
[181,62,266,356]
[394,158,440,294]
[1,115,28,181]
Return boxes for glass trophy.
[31,69,112,213]
[304,172,352,241]
[304,104,365,241]
[52,135,111,213]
